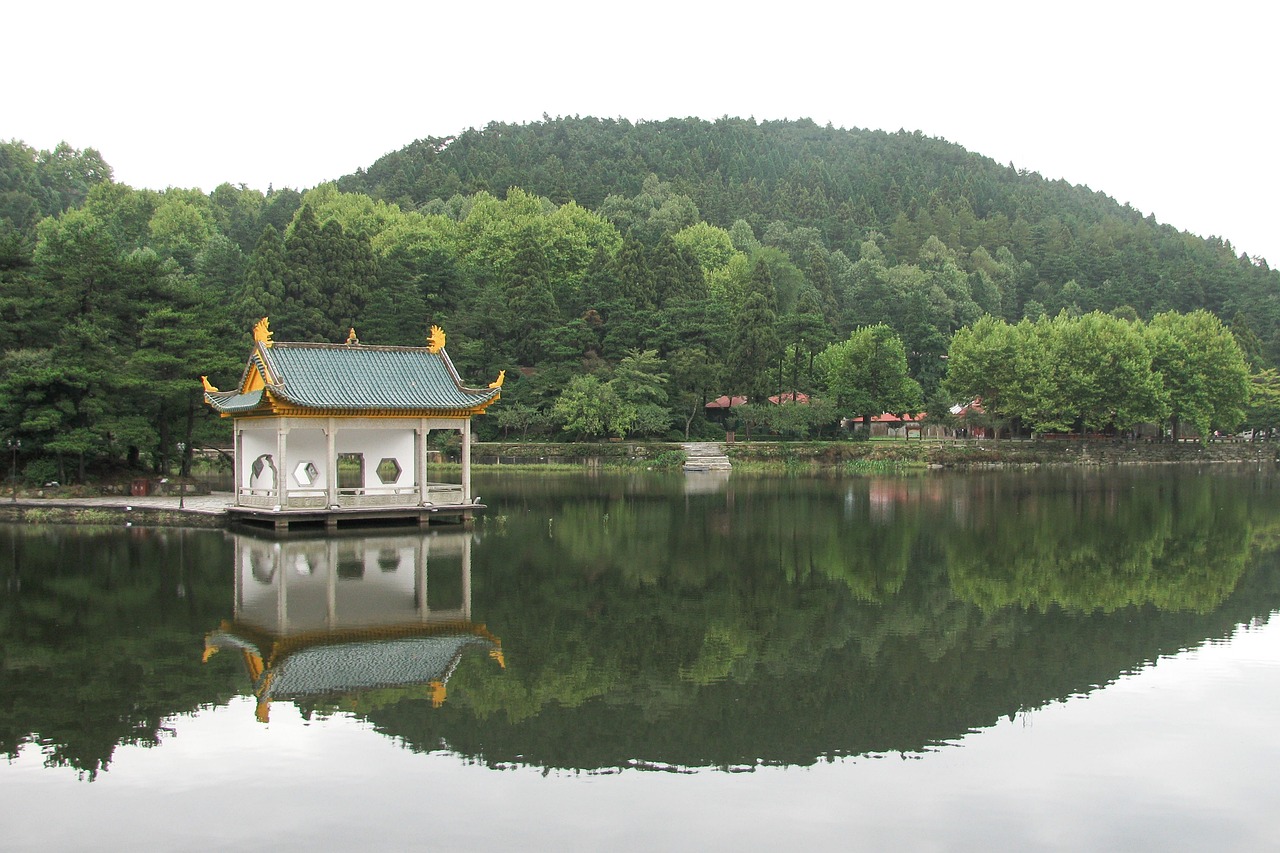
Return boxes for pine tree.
[238,225,286,336]
[280,206,328,340]
[322,219,376,342]
[728,291,781,401]
[614,237,656,309]
[505,230,560,364]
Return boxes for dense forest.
[1,117,1278,481]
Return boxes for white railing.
[238,483,466,509]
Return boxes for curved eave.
[207,390,498,420]
[204,388,267,415]
[266,386,500,416]
[214,619,502,659]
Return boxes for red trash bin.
[131,478,150,496]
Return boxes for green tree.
[320,218,377,342]
[1147,310,1250,442]
[668,345,723,439]
[33,207,121,323]
[552,375,635,440]
[673,222,738,275]
[1243,368,1280,441]
[611,349,668,405]
[727,292,781,401]
[504,229,560,364]
[238,225,286,336]
[279,206,329,340]
[147,192,216,272]
[1027,312,1166,435]
[943,315,1032,438]
[817,324,922,428]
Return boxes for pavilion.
[203,319,502,531]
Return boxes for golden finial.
[427,324,446,354]
[253,317,273,347]
[201,375,220,393]
[345,327,359,346]
[488,369,506,389]
[430,680,447,708]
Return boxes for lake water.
[4,467,1280,851]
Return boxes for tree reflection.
[5,469,1280,777]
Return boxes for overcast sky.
[6,1,1276,264]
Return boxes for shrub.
[653,450,687,469]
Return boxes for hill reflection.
[3,468,1280,777]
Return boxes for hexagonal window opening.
[376,457,403,485]
[293,460,319,487]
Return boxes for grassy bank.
[0,504,227,528]
[476,439,1273,470]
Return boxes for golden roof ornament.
[489,370,506,389]
[201,375,220,393]
[427,325,446,354]
[345,327,359,346]
[253,317,273,347]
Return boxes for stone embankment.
[473,438,1274,468]
[0,494,231,528]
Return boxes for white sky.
[6,1,1277,264]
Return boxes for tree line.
[1,123,1277,482]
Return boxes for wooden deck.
[224,480,480,533]
[227,501,482,533]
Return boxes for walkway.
[5,492,233,516]
[682,442,732,471]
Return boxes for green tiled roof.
[204,388,264,413]
[206,629,496,698]
[206,342,499,414]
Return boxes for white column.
[415,536,428,618]
[234,427,244,506]
[326,418,337,508]
[461,423,471,504]
[416,421,428,505]
[461,534,472,621]
[275,424,288,510]
[234,535,244,617]
[276,548,288,632]
[327,540,339,627]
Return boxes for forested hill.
[2,119,1279,481]
[338,115,1276,329]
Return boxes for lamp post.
[7,438,18,503]
[176,442,186,509]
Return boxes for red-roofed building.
[949,399,990,438]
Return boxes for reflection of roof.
[206,341,499,416]
[204,620,504,722]
[768,392,810,404]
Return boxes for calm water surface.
[4,467,1280,850]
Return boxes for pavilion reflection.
[204,530,503,722]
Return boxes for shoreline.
[0,441,1274,530]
